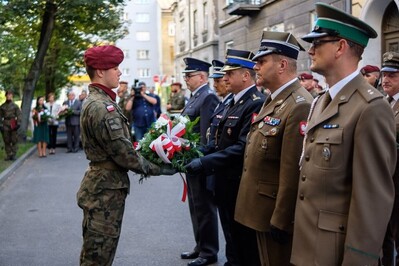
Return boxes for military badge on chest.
[322,145,331,161]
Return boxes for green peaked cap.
[302,2,377,47]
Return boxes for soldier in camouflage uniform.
[77,45,175,266]
[117,81,132,124]
[0,90,22,161]
[166,82,186,113]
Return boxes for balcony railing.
[226,0,262,16]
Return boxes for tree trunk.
[19,1,57,140]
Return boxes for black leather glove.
[184,158,203,175]
[159,164,177,176]
[270,225,290,245]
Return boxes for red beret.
[360,65,380,75]
[84,45,124,70]
[171,82,182,87]
[298,73,313,80]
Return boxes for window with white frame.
[193,10,198,36]
[203,2,208,31]
[122,68,130,76]
[134,0,149,4]
[311,11,317,30]
[138,68,151,78]
[123,49,130,59]
[137,50,149,60]
[225,41,234,51]
[136,13,150,23]
[136,31,150,41]
[123,12,129,21]
[168,21,175,36]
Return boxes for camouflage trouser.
[77,188,127,266]
[1,129,17,158]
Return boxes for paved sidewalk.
[0,148,226,266]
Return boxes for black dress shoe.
[66,150,72,153]
[188,256,217,266]
[181,251,199,259]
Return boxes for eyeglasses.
[183,73,201,80]
[310,39,340,49]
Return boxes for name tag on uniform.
[323,124,339,129]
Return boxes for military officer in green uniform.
[291,3,396,265]
[234,31,313,266]
[0,90,22,161]
[77,45,174,266]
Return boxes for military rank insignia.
[264,116,281,126]
[106,105,115,112]
[299,121,307,136]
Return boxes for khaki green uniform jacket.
[234,81,313,265]
[291,74,396,266]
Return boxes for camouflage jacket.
[0,100,22,130]
[168,91,185,111]
[79,85,160,193]
[117,91,132,122]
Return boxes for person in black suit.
[205,60,232,147]
[185,50,265,266]
[63,91,82,152]
[180,57,219,266]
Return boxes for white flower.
[177,115,189,124]
[154,116,169,129]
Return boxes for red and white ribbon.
[149,116,188,163]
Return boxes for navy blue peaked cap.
[221,49,255,71]
[253,31,304,61]
[182,57,211,73]
[209,60,225,78]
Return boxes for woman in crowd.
[45,93,61,154]
[32,96,50,157]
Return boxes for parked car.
[56,119,67,145]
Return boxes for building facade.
[117,0,162,88]
[172,0,220,82]
[171,0,399,83]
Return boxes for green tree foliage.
[0,0,128,138]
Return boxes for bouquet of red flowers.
[136,114,203,173]
[57,104,73,120]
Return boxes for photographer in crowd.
[125,81,157,141]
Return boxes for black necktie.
[388,96,394,103]
[229,98,235,107]
[320,91,331,111]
